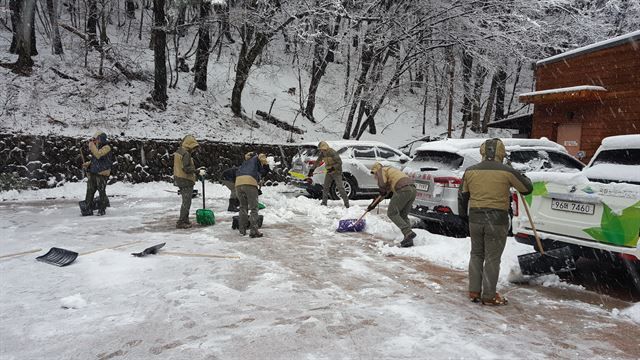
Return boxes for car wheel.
[331,174,357,200]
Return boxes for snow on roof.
[415,137,566,154]
[298,140,399,149]
[599,134,640,150]
[519,85,606,98]
[537,30,640,66]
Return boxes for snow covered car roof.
[414,138,567,156]
[598,134,640,151]
[296,140,400,149]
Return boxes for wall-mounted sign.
[564,140,579,147]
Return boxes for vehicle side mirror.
[400,158,409,164]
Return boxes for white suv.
[403,138,584,236]
[289,141,411,199]
[513,134,640,266]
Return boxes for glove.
[379,189,388,198]
[82,161,90,169]
[307,170,314,177]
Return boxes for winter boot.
[400,231,416,248]
[250,231,264,238]
[97,208,106,216]
[468,291,481,303]
[481,293,508,306]
[176,221,192,229]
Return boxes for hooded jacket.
[235,154,270,188]
[312,141,342,173]
[88,131,112,176]
[371,162,413,194]
[174,135,199,186]
[458,138,533,224]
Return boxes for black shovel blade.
[518,246,576,276]
[131,243,166,257]
[36,247,78,267]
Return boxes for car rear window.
[591,149,640,166]
[353,146,376,159]
[509,150,582,172]
[412,151,464,170]
[298,146,319,158]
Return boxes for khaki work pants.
[387,185,416,236]
[221,180,237,200]
[237,184,260,235]
[322,171,349,207]
[468,221,509,300]
[85,173,108,211]
[178,185,194,224]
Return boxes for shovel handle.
[519,193,545,255]
[352,195,383,227]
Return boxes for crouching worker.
[173,135,199,229]
[235,152,270,238]
[367,162,417,247]
[82,131,112,216]
[221,166,239,212]
[458,138,532,306]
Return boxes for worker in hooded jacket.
[173,135,199,229]
[82,131,112,216]
[458,138,533,306]
[235,152,270,238]
[308,141,349,208]
[367,162,417,247]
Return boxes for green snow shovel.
[196,173,215,226]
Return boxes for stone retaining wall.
[0,134,300,189]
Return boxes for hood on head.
[318,141,330,151]
[94,131,107,144]
[181,135,199,151]
[258,153,268,165]
[480,138,505,162]
[370,162,383,174]
[245,152,255,160]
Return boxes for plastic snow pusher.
[517,193,575,276]
[337,195,383,232]
[196,169,215,226]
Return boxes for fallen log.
[59,23,137,81]
[255,110,304,134]
[50,67,79,81]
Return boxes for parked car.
[288,140,411,199]
[403,137,584,237]
[513,134,640,267]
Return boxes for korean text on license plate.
[550,199,595,215]
[415,182,430,192]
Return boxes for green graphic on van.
[524,182,548,206]
[583,201,640,247]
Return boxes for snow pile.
[620,303,640,324]
[60,294,87,309]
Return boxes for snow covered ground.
[1,182,639,359]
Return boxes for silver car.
[289,140,411,199]
[403,138,584,236]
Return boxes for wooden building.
[520,30,640,162]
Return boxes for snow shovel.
[337,195,382,233]
[196,175,215,226]
[36,247,78,267]
[517,193,576,276]
[131,242,166,257]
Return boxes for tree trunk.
[342,42,373,139]
[494,67,507,121]
[231,28,269,117]
[193,0,211,91]
[87,0,98,46]
[433,62,441,126]
[459,51,473,139]
[10,0,37,74]
[125,0,135,18]
[446,47,455,138]
[46,0,63,54]
[304,16,341,122]
[214,1,234,44]
[9,0,22,54]
[151,0,168,108]
[470,64,487,133]
[421,65,429,135]
[482,72,499,133]
[507,61,522,115]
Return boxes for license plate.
[415,182,430,192]
[551,199,595,215]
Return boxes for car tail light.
[618,253,639,262]
[434,206,452,213]
[434,177,462,188]
[515,232,530,240]
[511,192,519,217]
